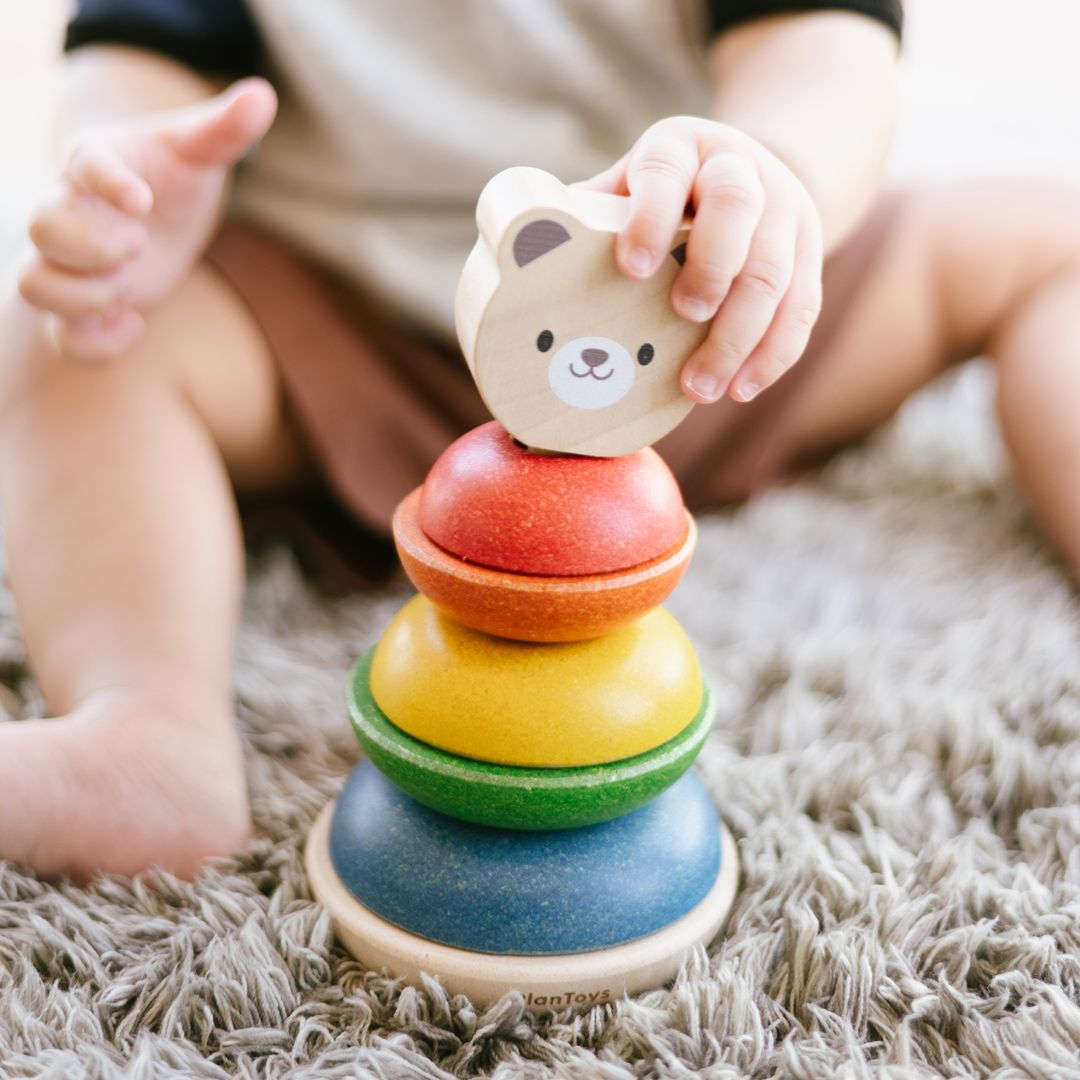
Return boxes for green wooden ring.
[347,650,715,831]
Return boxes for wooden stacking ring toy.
[307,166,740,1011]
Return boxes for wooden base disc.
[305,798,739,1012]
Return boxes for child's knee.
[0,266,303,492]
[0,274,203,429]
[907,177,1080,358]
[0,290,85,424]
[1044,180,1080,271]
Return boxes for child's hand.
[17,78,277,362]
[581,116,824,404]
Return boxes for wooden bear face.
[455,167,708,457]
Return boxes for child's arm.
[709,11,899,253]
[583,11,899,405]
[18,45,276,362]
[63,45,226,131]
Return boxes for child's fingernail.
[734,381,760,402]
[685,373,721,402]
[678,296,712,322]
[624,246,655,277]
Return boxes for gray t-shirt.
[232,0,711,337]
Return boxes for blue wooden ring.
[328,761,722,955]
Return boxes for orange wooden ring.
[393,488,696,642]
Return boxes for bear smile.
[569,364,615,381]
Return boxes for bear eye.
[537,330,554,352]
[637,343,655,366]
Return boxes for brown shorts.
[207,199,900,584]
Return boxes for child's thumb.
[162,78,278,168]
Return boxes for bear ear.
[670,242,687,267]
[511,218,572,268]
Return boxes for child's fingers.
[670,151,764,322]
[726,220,824,402]
[28,186,146,272]
[679,211,797,403]
[64,141,153,217]
[17,253,130,319]
[573,154,630,196]
[162,77,278,169]
[50,308,145,364]
[616,131,698,279]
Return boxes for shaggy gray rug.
[2,362,1079,1079]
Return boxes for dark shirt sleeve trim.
[64,0,264,80]
[707,1,903,40]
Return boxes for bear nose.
[581,348,609,368]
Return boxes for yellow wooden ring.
[369,595,702,767]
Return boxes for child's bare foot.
[0,685,251,881]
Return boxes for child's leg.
[0,262,309,880]
[769,178,1080,573]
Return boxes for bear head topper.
[455,167,709,458]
